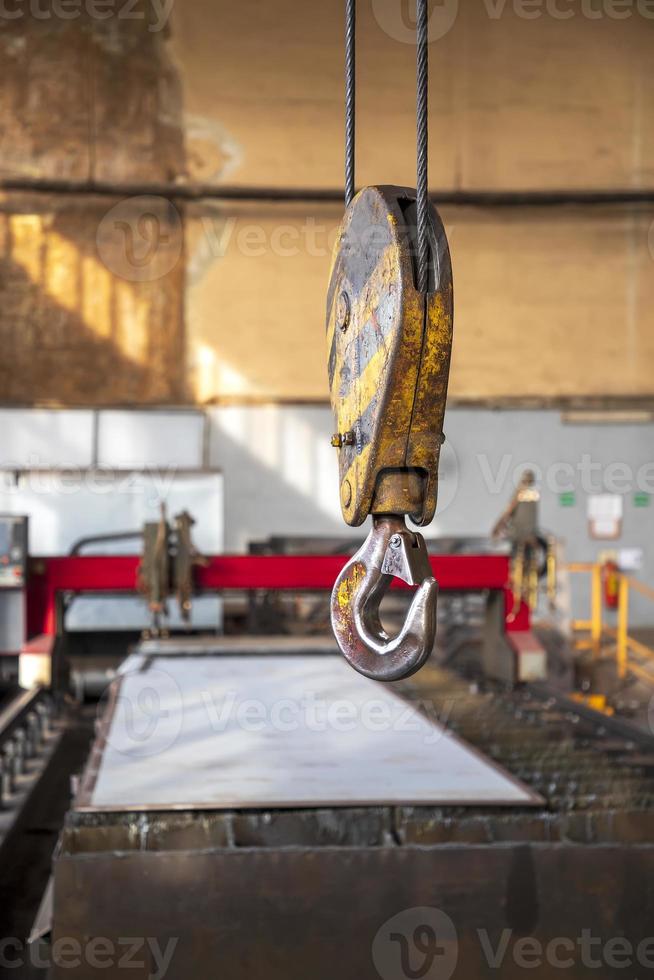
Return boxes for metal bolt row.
[332,291,353,452]
[330,430,355,449]
[0,699,52,808]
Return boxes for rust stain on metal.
[335,561,364,613]
[326,185,453,528]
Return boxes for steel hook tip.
[330,515,438,682]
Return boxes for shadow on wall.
[208,403,464,553]
[0,7,188,406]
[0,198,187,405]
[208,405,365,552]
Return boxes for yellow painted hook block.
[326,185,453,528]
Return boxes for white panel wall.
[0,408,219,633]
[0,409,207,470]
[0,409,94,468]
[1,406,652,627]
[207,404,357,552]
[208,405,654,626]
[97,411,206,469]
[0,472,222,556]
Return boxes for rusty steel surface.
[330,515,437,680]
[136,508,206,632]
[326,185,453,529]
[52,844,654,979]
[50,663,654,977]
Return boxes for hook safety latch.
[330,515,437,681]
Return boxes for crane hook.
[330,515,438,681]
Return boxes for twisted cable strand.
[416,0,429,292]
[345,0,356,207]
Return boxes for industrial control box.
[0,515,28,657]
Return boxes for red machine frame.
[23,553,530,649]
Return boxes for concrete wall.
[186,201,654,403]
[171,0,654,192]
[0,1,652,405]
[177,1,654,403]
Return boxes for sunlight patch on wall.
[192,343,259,404]
[9,215,151,370]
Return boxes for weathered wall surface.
[172,0,654,192]
[0,192,185,404]
[184,200,654,402]
[175,0,654,404]
[0,0,653,405]
[0,6,187,404]
[0,7,184,184]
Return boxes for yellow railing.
[568,562,604,658]
[568,563,654,680]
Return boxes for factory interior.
[1,1,654,977]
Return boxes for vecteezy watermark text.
[480,927,654,971]
[477,452,654,496]
[372,906,654,979]
[0,460,178,505]
[0,936,178,977]
[104,671,456,757]
[372,0,654,44]
[200,690,452,742]
[0,0,174,30]
[95,196,459,281]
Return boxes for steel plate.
[79,654,541,811]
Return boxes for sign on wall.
[587,494,623,540]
